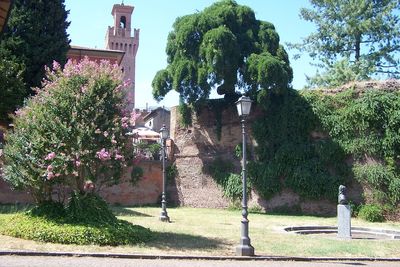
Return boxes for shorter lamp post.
[159,124,170,222]
[235,96,255,256]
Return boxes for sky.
[65,0,316,109]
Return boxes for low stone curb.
[0,251,400,262]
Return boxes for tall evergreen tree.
[291,0,400,88]
[0,0,70,94]
[152,0,292,105]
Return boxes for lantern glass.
[159,125,169,140]
[235,96,252,117]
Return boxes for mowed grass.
[0,205,400,257]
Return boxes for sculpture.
[338,185,348,205]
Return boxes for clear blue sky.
[65,0,315,108]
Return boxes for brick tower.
[105,2,140,108]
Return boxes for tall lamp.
[159,124,170,222]
[235,96,255,256]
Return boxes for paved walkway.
[0,251,400,267]
[0,256,399,267]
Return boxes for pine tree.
[0,0,70,92]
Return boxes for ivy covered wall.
[249,81,400,210]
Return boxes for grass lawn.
[0,205,399,257]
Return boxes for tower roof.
[111,3,134,15]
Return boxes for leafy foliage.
[0,58,26,121]
[358,204,385,222]
[250,86,400,209]
[249,89,349,201]
[0,194,153,245]
[152,0,292,105]
[0,0,70,92]
[66,192,117,225]
[290,0,400,87]
[2,58,139,203]
[178,102,192,127]
[207,157,250,201]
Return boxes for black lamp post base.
[159,213,170,222]
[236,244,255,256]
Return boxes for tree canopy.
[152,0,293,105]
[0,0,70,120]
[291,0,400,88]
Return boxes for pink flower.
[96,148,111,161]
[84,180,95,191]
[47,172,55,180]
[45,152,56,160]
[80,85,88,93]
[123,79,132,87]
[52,61,61,71]
[129,111,139,126]
[95,129,101,134]
[103,131,109,137]
[115,153,124,160]
[47,165,53,172]
[75,160,81,167]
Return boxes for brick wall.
[0,159,165,205]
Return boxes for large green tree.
[291,0,400,88]
[152,0,293,105]
[0,0,70,120]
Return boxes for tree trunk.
[355,33,361,62]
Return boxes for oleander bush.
[2,58,142,204]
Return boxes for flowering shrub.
[2,58,140,203]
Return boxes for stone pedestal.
[337,204,351,239]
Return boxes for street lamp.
[159,124,170,222]
[235,96,255,256]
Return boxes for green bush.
[207,158,250,201]
[178,102,192,127]
[66,192,116,225]
[358,204,385,222]
[29,201,66,219]
[0,213,153,246]
[0,192,153,245]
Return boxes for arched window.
[111,42,114,49]
[120,16,127,29]
[124,43,127,51]
[129,44,132,54]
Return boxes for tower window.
[120,16,127,28]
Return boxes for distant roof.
[0,0,12,34]
[143,107,170,122]
[67,45,125,65]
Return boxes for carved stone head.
[338,185,348,205]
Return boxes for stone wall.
[170,105,256,208]
[170,105,347,215]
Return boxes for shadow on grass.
[110,206,153,217]
[0,204,32,214]
[265,212,335,218]
[148,231,231,250]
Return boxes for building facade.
[105,3,139,108]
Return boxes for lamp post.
[159,124,170,222]
[235,96,254,256]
